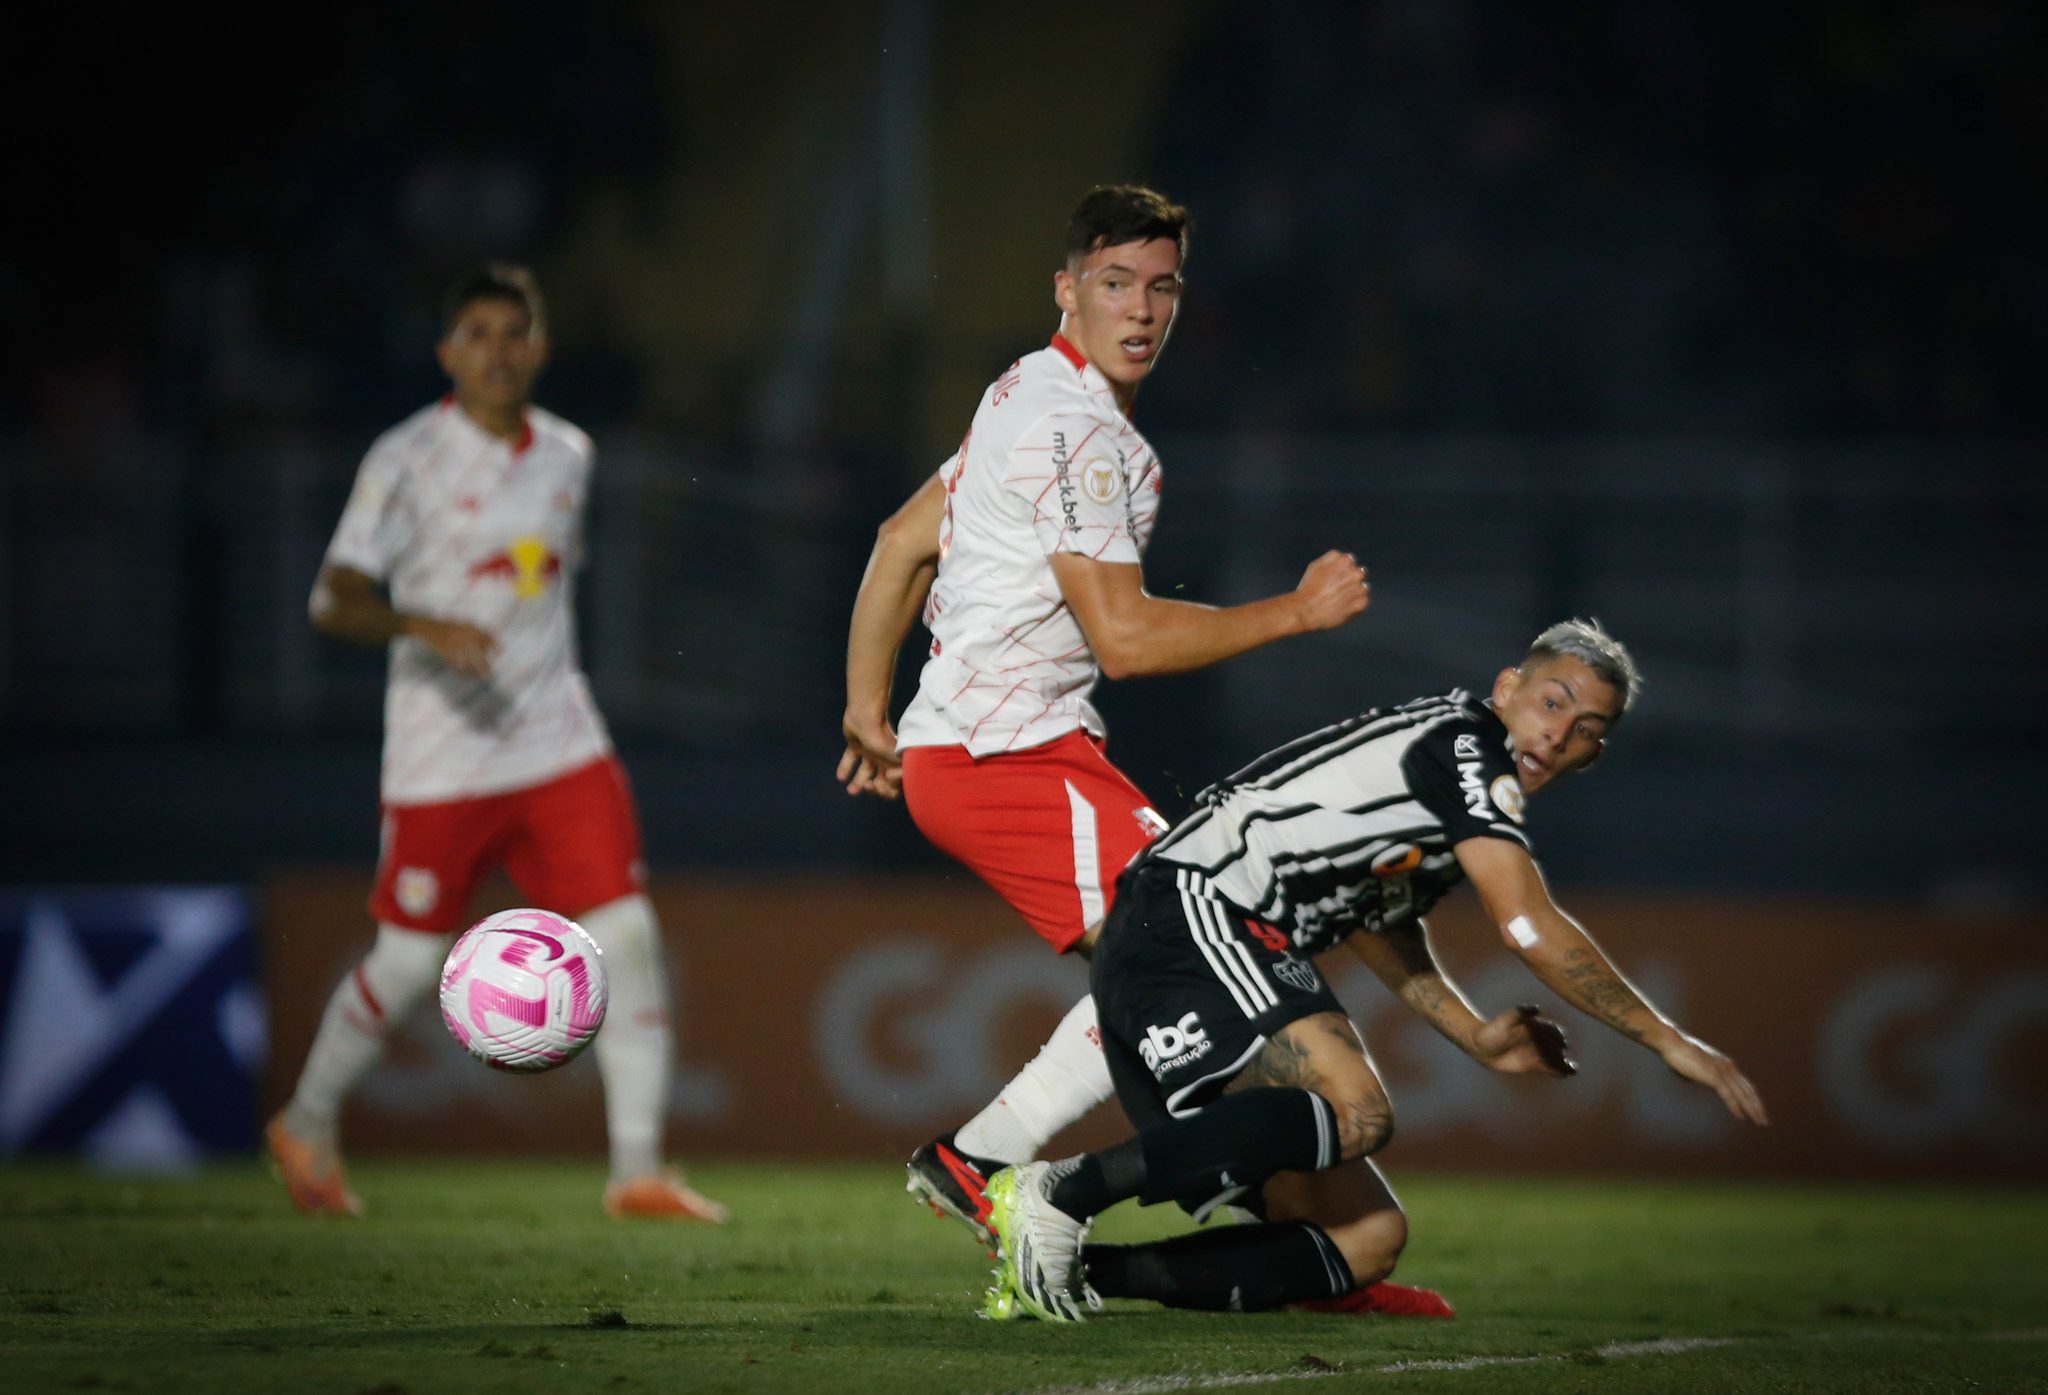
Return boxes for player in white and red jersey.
[265,264,723,1223]
[839,187,1371,1244]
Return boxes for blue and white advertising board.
[0,888,261,1170]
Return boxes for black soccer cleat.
[905,1130,1001,1253]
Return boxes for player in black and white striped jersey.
[1150,686,1536,959]
[978,618,1768,1323]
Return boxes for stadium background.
[1,1,2042,1181]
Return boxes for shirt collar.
[441,395,534,455]
[1049,333,1111,395]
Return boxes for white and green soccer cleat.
[977,1272,1026,1321]
[984,1162,1088,1323]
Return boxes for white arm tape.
[1504,915,1541,949]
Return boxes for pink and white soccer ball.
[439,909,607,1072]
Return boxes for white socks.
[578,894,671,1183]
[284,923,449,1146]
[955,993,1114,1166]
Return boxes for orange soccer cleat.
[264,1114,365,1217]
[1291,1280,1456,1318]
[603,1168,730,1223]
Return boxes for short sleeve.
[1402,718,1533,850]
[1005,410,1141,563]
[323,446,414,581]
[563,439,593,573]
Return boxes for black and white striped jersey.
[1144,689,1532,955]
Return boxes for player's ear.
[1574,739,1606,774]
[1492,666,1522,706]
[435,336,458,377]
[1053,267,1078,317]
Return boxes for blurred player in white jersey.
[265,265,724,1222]
[839,186,1369,1241]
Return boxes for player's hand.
[408,617,496,678]
[1656,1030,1769,1125]
[1293,551,1370,632]
[839,710,904,800]
[1469,1004,1576,1077]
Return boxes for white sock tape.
[1505,914,1541,949]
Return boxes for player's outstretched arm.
[1048,549,1368,680]
[309,564,495,677]
[839,472,945,799]
[1453,836,1769,1125]
[1346,923,1574,1077]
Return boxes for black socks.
[1048,1088,1339,1220]
[1045,1137,1145,1221]
[1084,1221,1355,1312]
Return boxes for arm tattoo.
[1383,926,1438,979]
[1560,948,1649,1041]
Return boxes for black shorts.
[1090,859,1347,1132]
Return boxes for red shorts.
[901,730,1167,953]
[369,755,645,934]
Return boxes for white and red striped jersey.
[897,334,1162,757]
[319,398,611,805]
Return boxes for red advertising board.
[262,870,2047,1178]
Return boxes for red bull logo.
[468,536,560,599]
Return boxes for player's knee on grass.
[1262,1158,1407,1288]
[1325,1202,1407,1286]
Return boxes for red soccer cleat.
[1290,1281,1456,1318]
[905,1131,999,1253]
[265,1113,365,1217]
[603,1168,730,1222]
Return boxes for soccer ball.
[439,909,608,1072]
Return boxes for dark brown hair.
[1066,185,1190,264]
[441,262,546,336]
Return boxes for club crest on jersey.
[469,534,560,599]
[394,866,440,916]
[1490,774,1527,824]
[1272,958,1320,994]
[1139,1011,1211,1073]
[1081,458,1123,505]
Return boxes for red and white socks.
[282,922,449,1148]
[955,992,1114,1167]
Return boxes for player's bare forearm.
[844,475,944,724]
[1346,923,1486,1051]
[1455,835,1768,1119]
[1049,549,1368,680]
[839,474,943,798]
[1513,911,1669,1047]
[310,565,496,676]
[1074,587,1304,680]
[1453,837,1672,1047]
[309,565,409,646]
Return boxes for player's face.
[1491,655,1622,794]
[437,297,547,415]
[1053,237,1183,397]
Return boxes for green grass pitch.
[1,1161,2042,1394]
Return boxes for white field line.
[998,1326,2048,1395]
